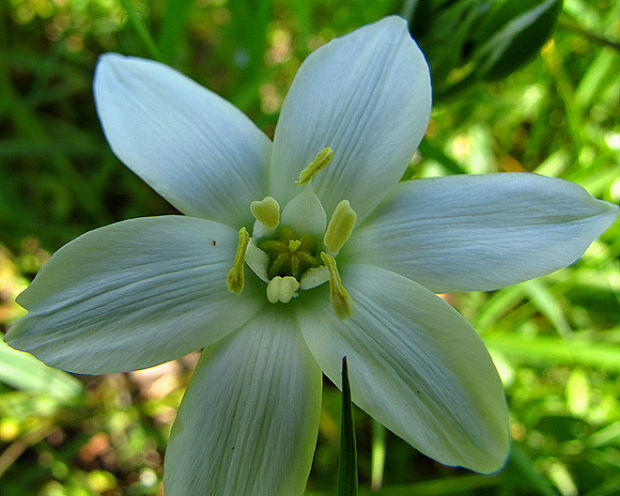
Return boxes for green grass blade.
[486,334,620,372]
[158,0,194,63]
[417,139,468,175]
[0,341,83,403]
[338,356,358,496]
[371,420,386,491]
[509,443,558,496]
[358,474,501,496]
[521,279,572,337]
[119,0,163,61]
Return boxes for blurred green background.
[0,0,619,495]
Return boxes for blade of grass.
[226,0,273,75]
[358,474,501,496]
[0,0,11,114]
[417,139,468,175]
[0,341,83,403]
[289,0,313,50]
[371,420,386,491]
[509,443,558,496]
[473,285,526,332]
[158,0,194,64]
[486,334,620,372]
[4,90,110,222]
[0,12,108,223]
[119,0,164,61]
[574,50,618,113]
[521,279,572,337]
[338,356,358,496]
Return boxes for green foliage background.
[0,0,618,495]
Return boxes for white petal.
[280,186,327,237]
[348,173,619,293]
[94,54,271,227]
[5,217,265,373]
[297,264,509,473]
[270,16,431,221]
[164,308,321,496]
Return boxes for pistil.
[258,227,321,280]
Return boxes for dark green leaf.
[473,0,563,80]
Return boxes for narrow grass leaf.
[486,334,620,372]
[119,0,164,61]
[417,140,467,176]
[371,420,386,491]
[0,341,83,403]
[521,279,571,337]
[158,0,194,63]
[357,474,500,496]
[338,356,358,496]
[510,443,558,496]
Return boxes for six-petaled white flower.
[5,16,618,496]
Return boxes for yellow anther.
[250,196,280,229]
[266,276,300,304]
[324,200,357,254]
[226,227,250,294]
[320,252,353,319]
[296,147,334,185]
[288,239,302,252]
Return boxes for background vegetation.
[1,0,618,495]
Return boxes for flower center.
[226,147,355,318]
[257,226,321,280]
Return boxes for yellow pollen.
[226,227,250,294]
[296,147,334,185]
[324,200,357,254]
[320,252,353,319]
[250,196,280,229]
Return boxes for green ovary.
[257,226,321,280]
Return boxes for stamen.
[266,276,300,304]
[320,252,353,319]
[324,200,357,254]
[250,196,280,229]
[296,147,334,185]
[226,227,250,294]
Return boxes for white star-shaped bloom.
[5,16,618,495]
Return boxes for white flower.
[5,16,618,495]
